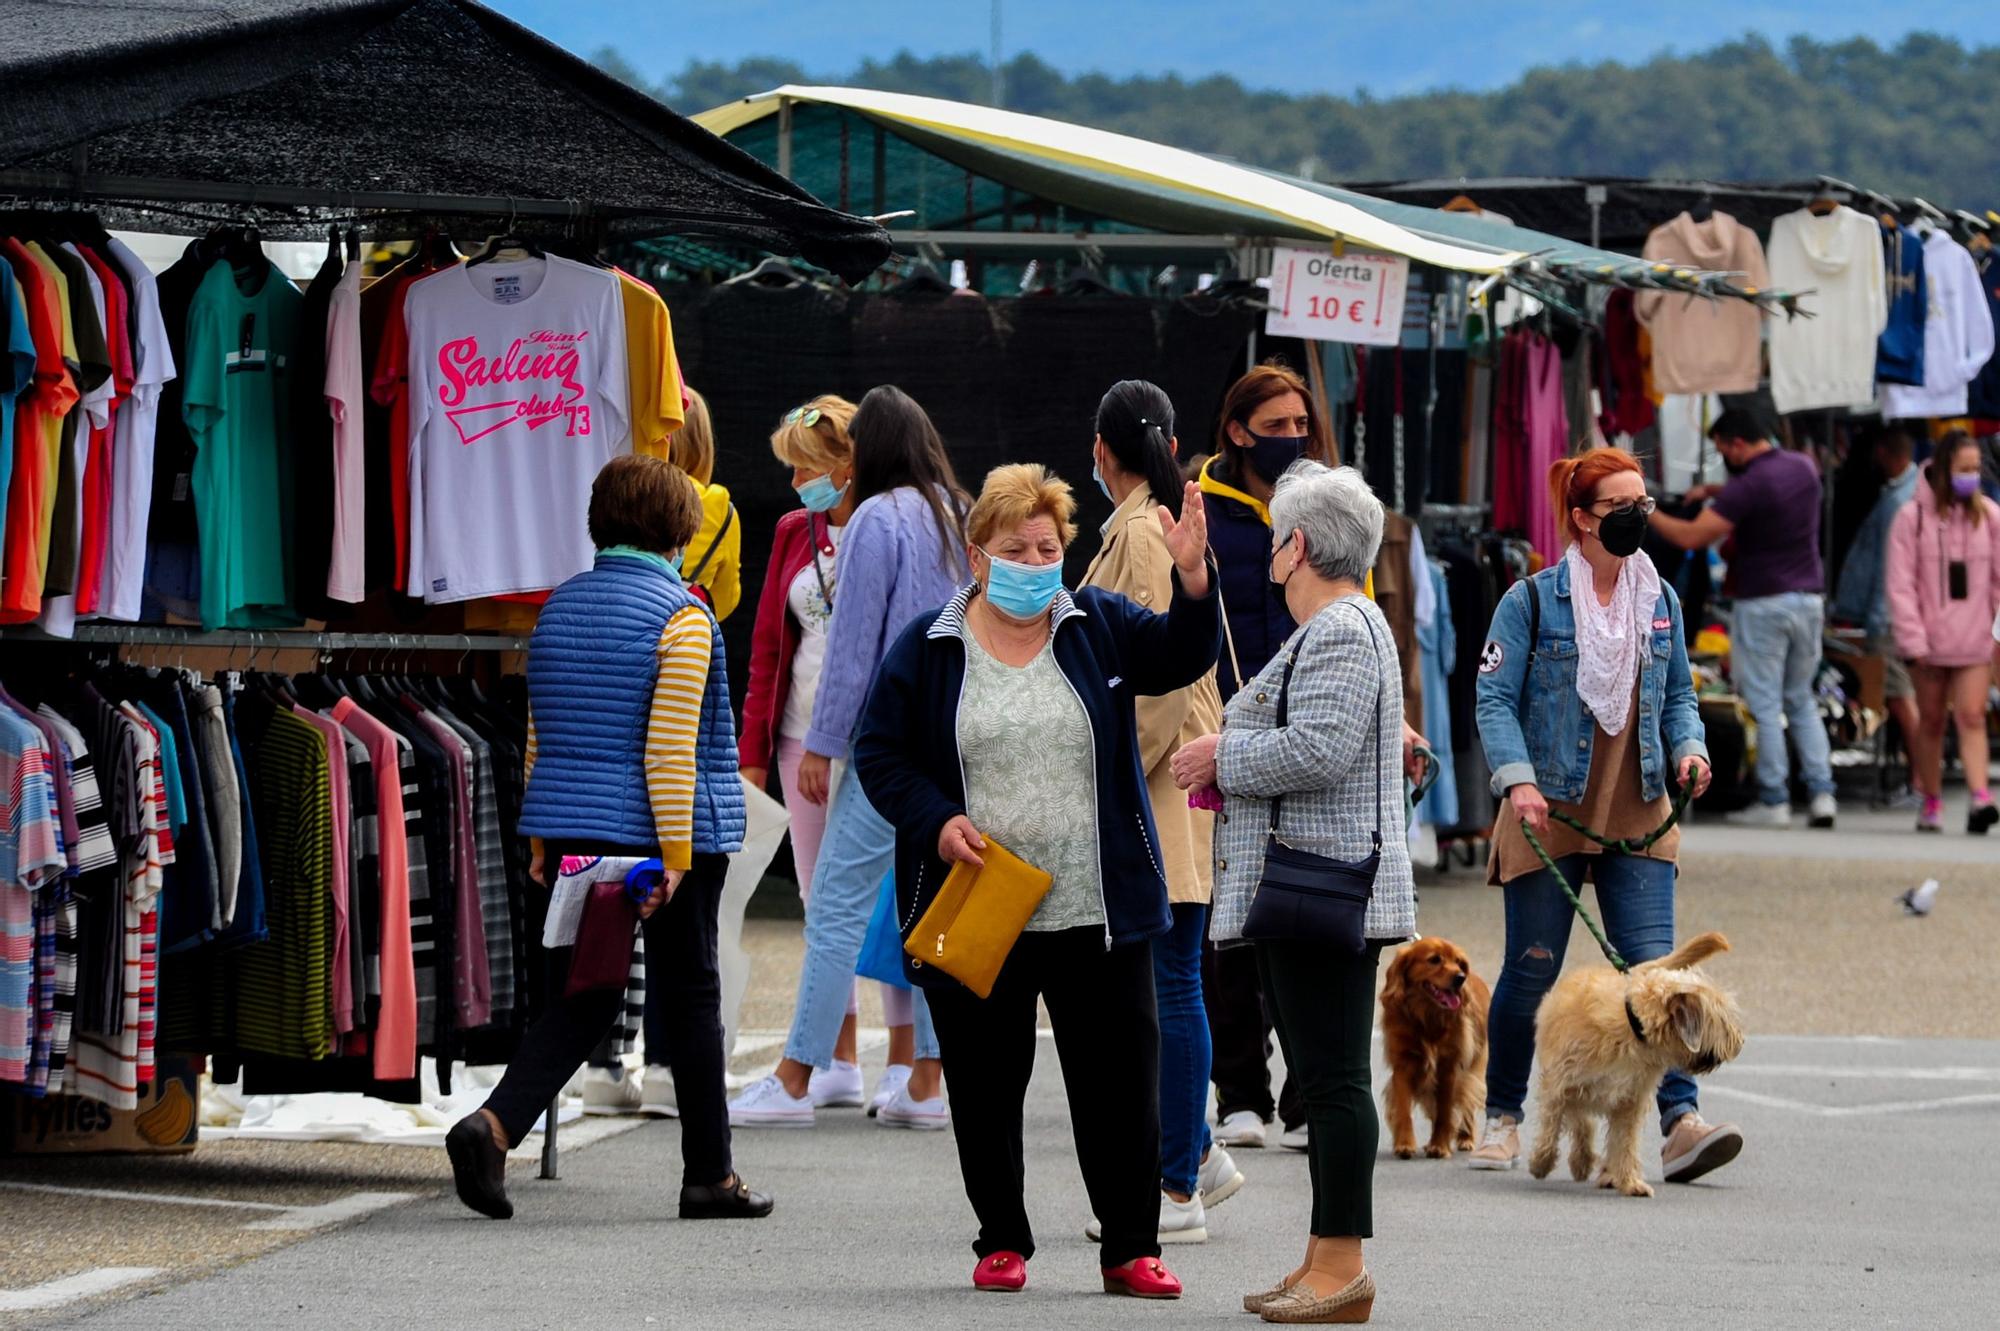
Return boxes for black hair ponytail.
[1095,379,1184,518]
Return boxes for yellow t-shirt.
[686,482,742,622]
[615,271,684,458]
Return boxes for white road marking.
[1704,1086,2000,1116]
[244,1191,416,1231]
[1721,1064,2000,1081]
[0,1267,160,1313]
[0,1180,287,1211]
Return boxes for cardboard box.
[2,1056,200,1155]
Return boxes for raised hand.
[1157,482,1210,595]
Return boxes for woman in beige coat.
[1079,380,1244,1244]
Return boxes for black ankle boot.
[680,1174,774,1219]
[446,1113,514,1220]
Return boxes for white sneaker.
[727,1074,815,1128]
[876,1082,950,1131]
[1278,1125,1309,1152]
[1808,792,1837,829]
[1466,1115,1520,1171]
[1725,801,1793,829]
[581,1066,643,1116]
[1214,1109,1267,1148]
[868,1064,912,1119]
[639,1067,678,1119]
[809,1059,865,1109]
[1085,1190,1208,1244]
[1197,1145,1245,1208]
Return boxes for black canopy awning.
[0,0,891,281]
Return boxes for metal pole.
[540,1098,559,1180]
[1586,184,1607,250]
[776,98,794,181]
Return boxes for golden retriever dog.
[1529,932,1745,1197]
[1380,937,1490,1160]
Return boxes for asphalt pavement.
[10,805,1998,1329]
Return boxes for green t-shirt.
[183,259,303,629]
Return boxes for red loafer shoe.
[1102,1257,1183,1299]
[974,1251,1028,1292]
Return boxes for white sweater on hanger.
[1766,206,1886,415]
[1881,230,1997,420]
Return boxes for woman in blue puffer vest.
[446,455,765,1223]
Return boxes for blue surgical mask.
[1241,429,1309,484]
[979,548,1065,620]
[1091,460,1113,503]
[796,472,848,513]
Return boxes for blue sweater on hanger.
[1877,222,1928,389]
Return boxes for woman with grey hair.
[1172,461,1414,1325]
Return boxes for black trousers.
[1256,939,1381,1237]
[485,850,732,1187]
[1204,938,1303,1129]
[925,928,1162,1268]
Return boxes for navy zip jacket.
[852,568,1222,989]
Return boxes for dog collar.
[1625,996,1648,1045]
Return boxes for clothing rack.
[0,627,530,653]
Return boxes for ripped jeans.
[1485,852,1699,1137]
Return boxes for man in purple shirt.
[1651,409,1838,829]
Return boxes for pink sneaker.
[1917,796,1944,833]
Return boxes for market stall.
[0,0,889,1161]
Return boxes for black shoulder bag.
[1240,607,1384,954]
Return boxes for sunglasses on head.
[784,405,823,429]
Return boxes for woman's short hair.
[670,387,714,487]
[967,463,1078,549]
[769,394,858,474]
[1269,462,1382,585]
[589,454,704,553]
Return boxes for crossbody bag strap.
[1210,555,1246,694]
[685,502,736,582]
[1525,573,1541,668]
[1266,602,1388,849]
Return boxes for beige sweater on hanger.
[1636,211,1770,396]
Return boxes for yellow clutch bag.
[904,838,1053,999]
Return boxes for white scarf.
[1564,543,1661,737]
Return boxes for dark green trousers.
[1256,939,1383,1237]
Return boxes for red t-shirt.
[75,245,132,615]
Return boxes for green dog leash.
[1517,780,1695,975]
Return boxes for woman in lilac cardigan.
[729,386,972,1129]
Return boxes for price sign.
[1263,244,1410,346]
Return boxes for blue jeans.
[1732,591,1835,805]
[1486,853,1698,1136]
[783,762,938,1068]
[1155,903,1212,1197]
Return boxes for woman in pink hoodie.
[1887,431,2000,834]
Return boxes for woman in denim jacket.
[1469,448,1739,1186]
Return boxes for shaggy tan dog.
[1528,932,1744,1197]
[1381,937,1490,1160]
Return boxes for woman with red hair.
[1469,447,1738,1185]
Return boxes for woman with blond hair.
[853,461,1220,1298]
[739,395,923,1111]
[670,388,743,620]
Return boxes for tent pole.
[777,98,795,180]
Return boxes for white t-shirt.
[779,522,842,741]
[325,258,365,603]
[403,256,631,603]
[96,236,176,623]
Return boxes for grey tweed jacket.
[1208,593,1417,945]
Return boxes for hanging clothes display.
[1881,228,1997,420]
[1766,205,1889,415]
[0,657,536,1108]
[1636,211,1769,396]
[1967,244,2000,420]
[1490,327,1567,564]
[1597,289,1656,439]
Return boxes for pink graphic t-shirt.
[402,257,631,603]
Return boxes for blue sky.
[488,0,1991,99]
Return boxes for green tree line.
[599,34,1999,203]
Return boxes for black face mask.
[1241,429,1309,484]
[1596,504,1649,558]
